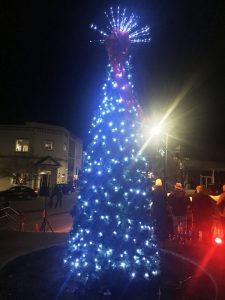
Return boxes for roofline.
[0,122,81,140]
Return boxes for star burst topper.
[90,7,151,59]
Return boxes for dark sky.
[1,0,225,156]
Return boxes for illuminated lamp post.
[151,124,169,189]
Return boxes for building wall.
[0,126,34,156]
[0,122,82,191]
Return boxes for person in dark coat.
[192,185,214,242]
[216,184,225,238]
[151,178,169,245]
[168,182,190,241]
[54,186,63,208]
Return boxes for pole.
[164,133,168,191]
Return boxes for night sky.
[1,0,225,157]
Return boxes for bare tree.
[0,158,37,184]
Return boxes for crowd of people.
[151,179,225,246]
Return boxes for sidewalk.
[0,230,224,299]
[1,194,75,233]
[0,231,68,269]
[0,196,73,270]
[1,233,224,299]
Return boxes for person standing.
[168,182,190,242]
[192,185,214,243]
[54,186,63,208]
[216,184,225,238]
[48,185,57,208]
[151,178,169,246]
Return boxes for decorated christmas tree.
[64,7,160,285]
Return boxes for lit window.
[15,139,29,152]
[45,141,53,151]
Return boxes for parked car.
[55,183,76,195]
[0,186,38,202]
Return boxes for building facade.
[0,122,83,191]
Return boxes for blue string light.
[64,7,160,283]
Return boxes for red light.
[214,237,223,244]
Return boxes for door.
[39,174,50,196]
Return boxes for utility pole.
[164,133,169,191]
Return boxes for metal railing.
[0,206,24,231]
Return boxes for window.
[15,139,29,152]
[12,173,28,185]
[44,141,53,151]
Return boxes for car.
[0,186,38,202]
[54,183,76,195]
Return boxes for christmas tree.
[64,7,160,284]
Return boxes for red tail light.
[214,237,223,245]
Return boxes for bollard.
[20,222,25,232]
[19,214,25,232]
[35,223,40,232]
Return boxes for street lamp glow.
[151,124,162,136]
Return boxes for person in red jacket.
[168,182,191,241]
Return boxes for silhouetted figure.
[217,184,225,238]
[54,186,63,208]
[151,179,168,246]
[192,185,214,242]
[48,185,57,208]
[168,182,190,241]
